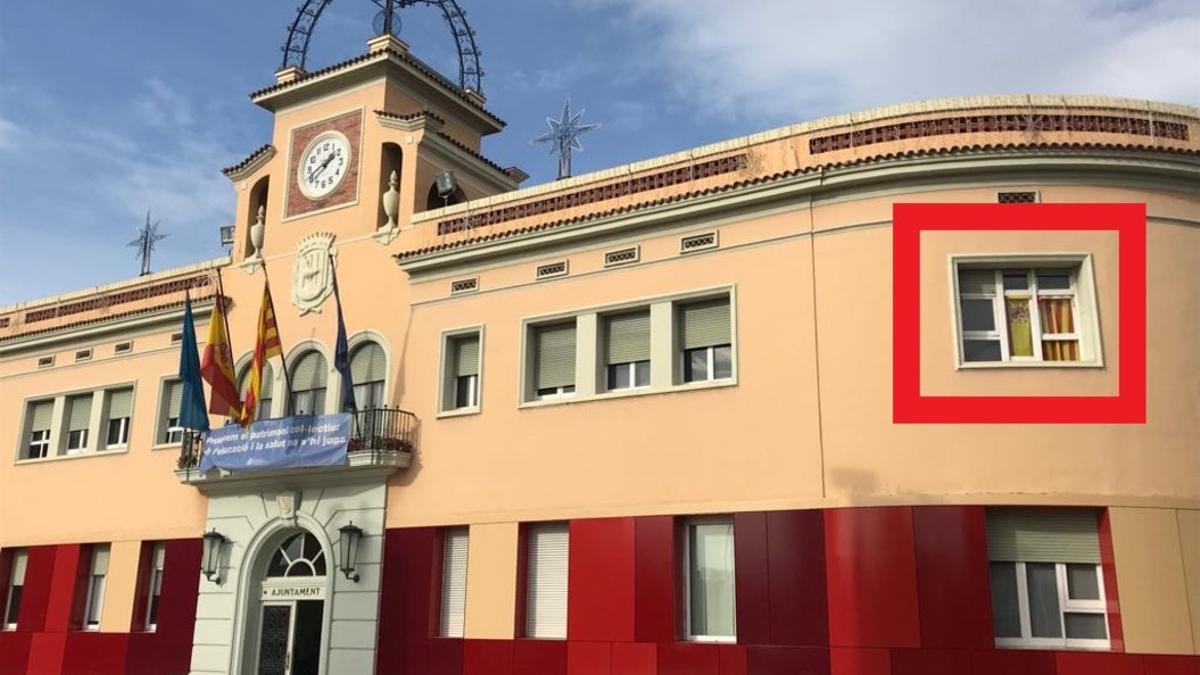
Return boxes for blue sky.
[1,0,1197,305]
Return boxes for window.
[956,265,1088,364]
[289,350,328,415]
[439,528,469,638]
[3,550,26,629]
[159,380,183,444]
[104,388,133,449]
[350,341,387,410]
[532,322,577,399]
[679,297,732,383]
[684,517,736,642]
[237,361,274,421]
[525,523,569,638]
[24,400,53,459]
[82,545,110,630]
[604,310,650,391]
[64,394,92,454]
[987,509,1109,650]
[144,543,166,631]
[443,333,481,411]
[266,532,327,577]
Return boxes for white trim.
[437,325,484,417]
[994,561,1110,651]
[682,516,737,643]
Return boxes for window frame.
[27,428,51,460]
[682,515,737,644]
[105,417,131,449]
[681,344,733,384]
[993,560,1110,651]
[438,527,469,638]
[606,360,650,391]
[523,521,570,639]
[3,550,26,630]
[82,545,109,631]
[950,255,1102,369]
[144,543,166,632]
[438,327,484,417]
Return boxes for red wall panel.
[463,638,513,675]
[25,632,68,675]
[428,637,464,675]
[514,639,567,675]
[969,649,1056,675]
[745,645,830,675]
[1098,509,1125,652]
[612,642,657,675]
[1055,651,1145,675]
[567,640,612,675]
[568,518,636,642]
[1143,654,1200,675]
[43,544,83,633]
[830,647,890,675]
[766,510,827,647]
[889,649,972,675]
[123,537,202,675]
[658,642,719,675]
[0,632,32,674]
[912,506,993,649]
[718,644,747,675]
[634,517,676,643]
[377,527,439,675]
[733,512,770,645]
[62,631,129,674]
[16,546,55,633]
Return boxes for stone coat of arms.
[291,232,336,314]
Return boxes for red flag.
[200,283,242,418]
[239,281,283,428]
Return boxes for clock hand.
[307,153,337,181]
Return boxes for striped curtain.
[1039,298,1077,361]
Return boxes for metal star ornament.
[127,210,168,276]
[531,96,600,180]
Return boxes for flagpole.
[329,252,361,437]
[262,263,294,418]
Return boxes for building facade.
[2,28,1199,675]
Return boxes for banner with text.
[199,413,351,473]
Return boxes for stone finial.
[381,169,400,231]
[249,205,266,259]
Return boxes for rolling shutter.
[351,342,386,384]
[604,311,650,365]
[440,528,469,638]
[986,508,1101,564]
[680,297,731,350]
[260,362,274,399]
[90,546,110,575]
[526,523,569,638]
[166,381,183,418]
[534,322,576,390]
[291,352,328,392]
[107,389,132,419]
[29,400,53,431]
[11,550,27,585]
[454,335,480,378]
[67,395,92,432]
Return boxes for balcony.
[175,406,417,489]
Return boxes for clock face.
[297,131,351,200]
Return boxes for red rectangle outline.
[893,203,1146,424]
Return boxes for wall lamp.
[339,521,364,582]
[201,529,226,583]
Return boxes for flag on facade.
[331,257,356,412]
[200,279,242,418]
[239,280,283,428]
[177,292,210,433]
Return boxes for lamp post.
[201,529,226,583]
[338,521,363,582]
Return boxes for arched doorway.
[253,531,329,675]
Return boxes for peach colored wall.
[1180,509,1200,653]
[463,522,518,639]
[1108,507,1196,655]
[99,540,141,633]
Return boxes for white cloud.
[581,0,1200,122]
[0,116,21,151]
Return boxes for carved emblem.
[291,232,336,314]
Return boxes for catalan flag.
[239,280,283,428]
[200,276,242,418]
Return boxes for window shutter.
[535,322,576,390]
[261,362,274,399]
[30,400,54,430]
[454,335,480,377]
[107,389,132,419]
[67,395,92,431]
[986,508,1101,564]
[526,523,569,638]
[91,546,110,575]
[679,298,731,350]
[12,551,27,585]
[166,381,183,418]
[604,311,650,365]
[291,352,329,391]
[351,342,386,384]
[440,528,469,638]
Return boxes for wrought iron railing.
[177,430,205,470]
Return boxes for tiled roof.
[221,144,274,177]
[375,109,447,125]
[395,141,1199,261]
[0,293,218,343]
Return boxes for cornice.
[222,144,277,182]
[0,299,215,355]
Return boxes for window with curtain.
[24,399,53,459]
[525,522,569,638]
[533,321,576,399]
[289,350,329,416]
[443,333,480,411]
[957,266,1083,363]
[104,388,133,449]
[83,545,110,630]
[986,508,1108,649]
[439,528,469,637]
[3,550,26,629]
[159,380,183,444]
[350,341,387,409]
[144,543,166,631]
[678,297,732,383]
[684,517,736,641]
[237,361,274,421]
[64,394,92,453]
[604,310,650,390]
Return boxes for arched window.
[237,361,274,421]
[289,350,328,416]
[350,341,386,409]
[266,532,327,578]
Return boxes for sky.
[1,0,1197,305]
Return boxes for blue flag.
[332,260,356,412]
[178,293,210,432]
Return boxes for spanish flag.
[200,279,242,418]
[239,280,283,428]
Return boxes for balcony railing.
[176,406,418,470]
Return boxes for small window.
[678,297,733,383]
[536,261,569,280]
[998,191,1039,203]
[439,528,469,638]
[237,362,274,422]
[104,388,133,449]
[604,310,650,391]
[23,399,54,459]
[680,231,718,254]
[604,246,640,267]
[114,341,133,355]
[986,508,1108,650]
[65,394,93,454]
[170,332,183,345]
[144,543,166,631]
[442,333,481,412]
[37,356,54,369]
[3,550,27,629]
[159,380,183,445]
[349,341,387,410]
[684,517,736,642]
[450,277,479,295]
[74,348,93,363]
[532,321,577,400]
[525,522,569,639]
[83,545,110,630]
[956,265,1088,364]
[289,350,328,416]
